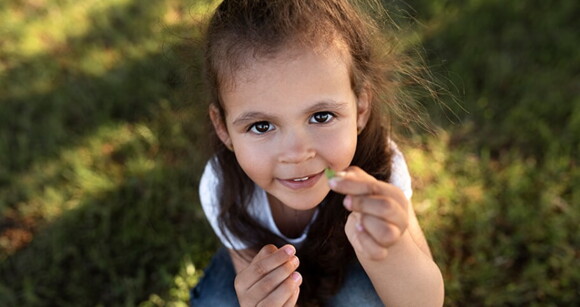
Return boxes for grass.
[0,0,220,305]
[402,0,580,304]
[0,0,578,305]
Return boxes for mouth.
[279,171,324,190]
[291,176,311,182]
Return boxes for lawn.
[0,0,578,306]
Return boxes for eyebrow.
[231,100,350,127]
[304,100,350,114]
[232,111,277,127]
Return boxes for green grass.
[0,0,578,306]
[0,0,219,305]
[402,0,580,305]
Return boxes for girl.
[191,0,444,306]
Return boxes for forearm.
[358,231,444,307]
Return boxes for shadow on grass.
[0,0,196,177]
[0,164,218,305]
[406,0,580,157]
[0,0,217,305]
[401,1,580,305]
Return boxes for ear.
[209,104,233,150]
[356,87,371,133]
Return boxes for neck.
[267,194,316,239]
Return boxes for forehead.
[219,41,352,94]
[220,45,351,112]
[221,44,350,104]
[221,44,356,122]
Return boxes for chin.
[276,189,330,211]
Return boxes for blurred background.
[0,0,578,305]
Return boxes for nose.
[277,128,316,164]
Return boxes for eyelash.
[248,121,274,134]
[246,112,336,135]
[309,111,335,124]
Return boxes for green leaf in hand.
[324,167,336,179]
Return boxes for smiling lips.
[279,171,324,190]
[292,176,310,182]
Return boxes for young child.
[190,0,444,306]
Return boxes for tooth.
[293,177,309,182]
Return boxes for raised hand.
[329,166,409,261]
[234,244,302,307]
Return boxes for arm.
[357,206,443,306]
[330,167,444,306]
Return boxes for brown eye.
[311,112,334,124]
[249,121,273,134]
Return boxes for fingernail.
[343,195,352,210]
[291,256,300,267]
[283,245,295,256]
[291,271,302,282]
[329,178,337,189]
[328,176,343,189]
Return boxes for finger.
[234,244,277,294]
[347,217,389,261]
[361,214,403,247]
[248,255,300,299]
[252,244,279,262]
[258,272,302,307]
[346,195,408,230]
[329,167,392,197]
[243,244,296,289]
[345,211,365,243]
[283,286,300,307]
[357,228,390,260]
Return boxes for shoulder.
[198,159,252,250]
[388,140,413,200]
[199,159,221,220]
[199,159,220,206]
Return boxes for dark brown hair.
[202,0,423,305]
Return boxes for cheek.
[316,126,358,168]
[233,143,272,182]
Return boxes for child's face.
[212,45,370,211]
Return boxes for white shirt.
[199,145,412,250]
